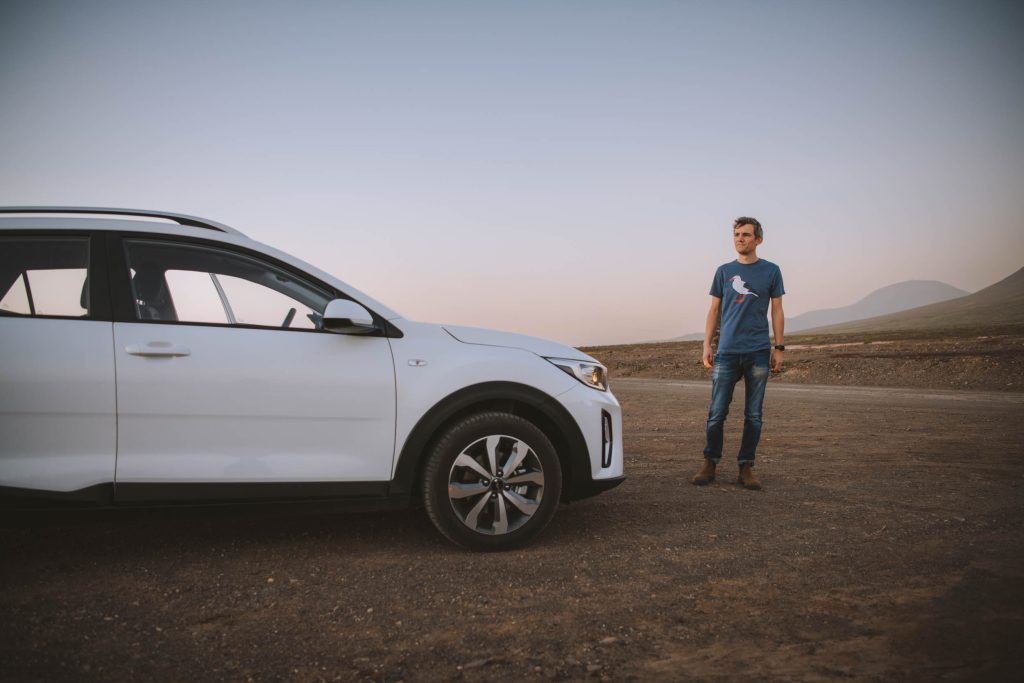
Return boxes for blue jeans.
[704,350,771,465]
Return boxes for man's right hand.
[702,297,721,370]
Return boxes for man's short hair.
[733,216,762,240]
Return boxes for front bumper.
[567,473,626,501]
[555,383,625,500]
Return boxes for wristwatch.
[774,345,785,351]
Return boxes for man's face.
[733,224,762,255]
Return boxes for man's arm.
[771,296,785,372]
[702,296,722,369]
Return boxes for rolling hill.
[799,266,1024,335]
[787,280,968,332]
[667,278,969,341]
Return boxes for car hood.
[442,324,598,363]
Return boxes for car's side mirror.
[322,299,377,334]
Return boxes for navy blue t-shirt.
[710,259,785,354]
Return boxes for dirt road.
[2,379,1023,682]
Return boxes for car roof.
[0,207,404,321]
[0,207,244,235]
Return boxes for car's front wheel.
[422,411,562,551]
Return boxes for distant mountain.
[664,278,969,342]
[800,266,1024,335]
[667,331,706,342]
[788,280,968,332]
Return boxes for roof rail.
[0,206,245,236]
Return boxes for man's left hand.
[771,349,784,372]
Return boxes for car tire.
[422,411,562,551]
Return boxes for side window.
[123,239,332,330]
[0,237,90,318]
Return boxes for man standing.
[692,217,785,490]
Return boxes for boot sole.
[691,477,715,486]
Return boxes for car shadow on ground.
[0,490,635,566]
[0,502,446,562]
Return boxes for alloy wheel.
[446,434,545,535]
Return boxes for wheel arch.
[389,381,591,503]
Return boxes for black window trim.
[105,232,403,337]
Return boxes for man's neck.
[736,252,759,265]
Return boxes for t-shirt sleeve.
[709,267,723,297]
[770,266,785,298]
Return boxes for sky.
[2,0,1022,346]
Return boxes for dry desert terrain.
[2,331,1023,682]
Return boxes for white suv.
[0,207,623,550]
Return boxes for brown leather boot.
[738,463,762,490]
[691,459,716,485]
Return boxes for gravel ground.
[2,379,1023,682]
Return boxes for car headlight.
[545,357,609,391]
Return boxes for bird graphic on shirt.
[728,275,759,303]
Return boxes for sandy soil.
[2,375,1023,681]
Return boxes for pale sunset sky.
[2,0,1022,345]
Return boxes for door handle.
[125,342,191,357]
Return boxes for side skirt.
[0,481,407,511]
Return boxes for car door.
[0,233,116,500]
[109,235,397,502]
